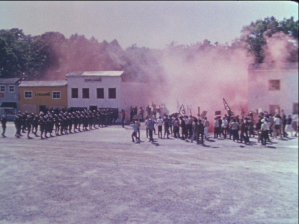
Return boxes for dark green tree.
[241,16,298,63]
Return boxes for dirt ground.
[0,122,298,224]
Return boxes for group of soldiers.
[12,108,117,139]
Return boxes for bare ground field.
[0,122,298,224]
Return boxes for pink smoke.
[146,43,254,125]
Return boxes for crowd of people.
[0,109,116,139]
[129,104,169,122]
[1,107,298,147]
[130,111,299,146]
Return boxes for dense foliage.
[241,16,298,63]
[0,17,297,80]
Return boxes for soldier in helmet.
[48,115,54,137]
[26,114,33,139]
[62,113,68,134]
[78,111,82,130]
[88,111,93,130]
[72,112,78,132]
[21,112,27,133]
[14,114,21,138]
[96,110,100,128]
[39,116,45,139]
[1,115,7,137]
[68,113,73,133]
[92,110,96,129]
[44,115,49,138]
[32,114,39,137]
[99,110,104,128]
[83,112,88,131]
[53,114,60,136]
[59,114,65,135]
[76,111,82,131]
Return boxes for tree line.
[0,16,297,81]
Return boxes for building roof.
[0,78,21,84]
[66,71,124,77]
[19,80,67,87]
[248,62,298,70]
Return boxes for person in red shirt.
[121,109,126,128]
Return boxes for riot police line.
[11,108,119,139]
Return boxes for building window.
[52,91,61,99]
[24,91,32,99]
[0,86,5,92]
[82,88,89,99]
[293,103,299,114]
[268,80,280,91]
[269,105,280,115]
[97,88,104,99]
[9,86,15,92]
[108,88,116,99]
[71,88,78,98]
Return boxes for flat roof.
[0,78,21,84]
[66,71,124,77]
[19,80,67,87]
[248,62,298,70]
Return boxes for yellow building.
[19,80,67,113]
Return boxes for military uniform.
[25,115,33,138]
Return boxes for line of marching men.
[8,109,115,139]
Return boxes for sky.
[0,1,298,49]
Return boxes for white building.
[248,63,298,116]
[66,71,149,121]
[0,78,21,120]
[66,71,123,111]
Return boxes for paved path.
[0,123,298,223]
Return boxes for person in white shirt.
[221,116,228,139]
[230,118,239,142]
[273,114,282,139]
[267,114,274,137]
[260,118,269,145]
[285,115,294,137]
[144,117,149,139]
[292,114,298,137]
[157,116,163,138]
[203,117,210,140]
[214,117,220,138]
[130,121,140,143]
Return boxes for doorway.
[39,105,47,113]
[89,105,97,111]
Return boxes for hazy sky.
[0,1,298,49]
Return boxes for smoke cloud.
[140,43,254,124]
[40,31,296,125]
[263,32,298,68]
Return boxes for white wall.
[67,76,122,110]
[248,64,298,116]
